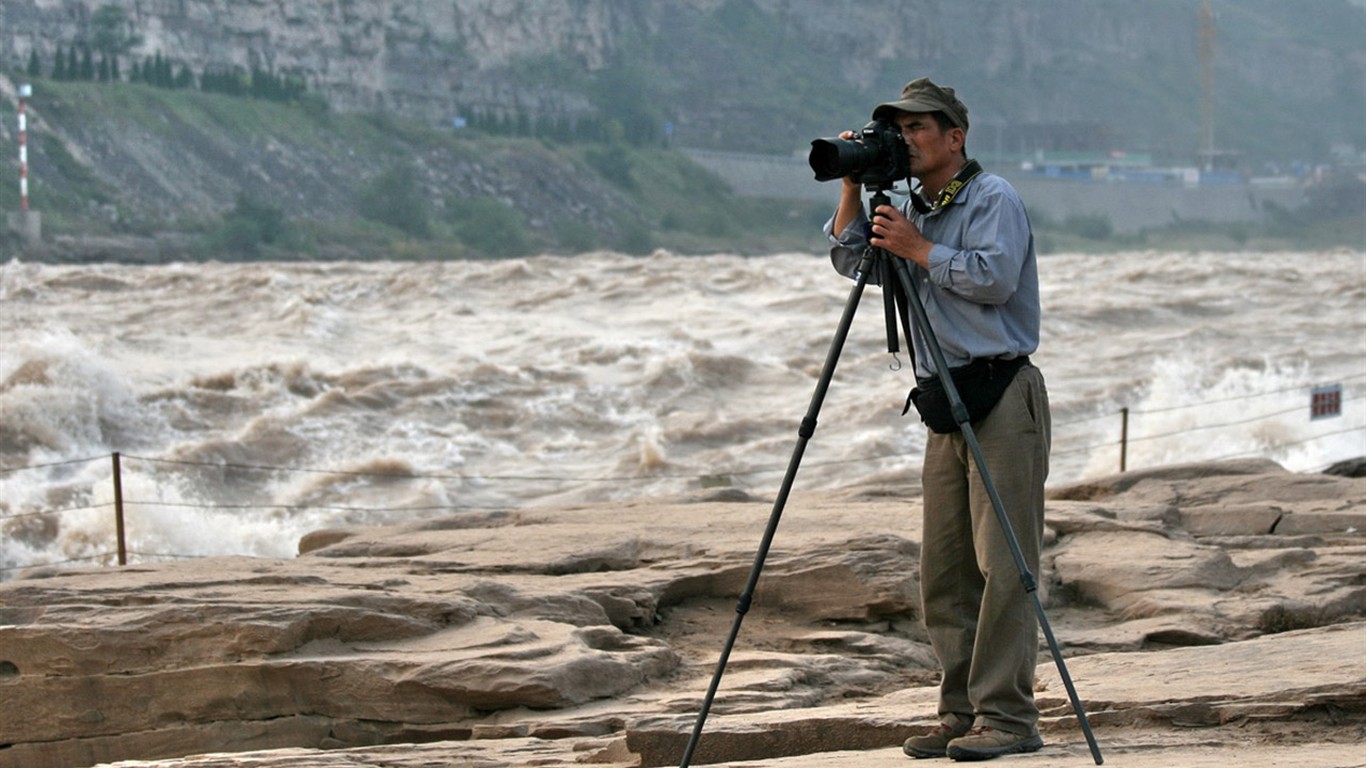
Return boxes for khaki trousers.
[919,364,1051,736]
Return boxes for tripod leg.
[677,250,877,767]
[889,255,1104,765]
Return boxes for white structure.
[7,82,42,246]
[18,82,30,211]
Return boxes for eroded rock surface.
[1,459,1363,768]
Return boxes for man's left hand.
[871,204,933,267]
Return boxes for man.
[824,78,1050,761]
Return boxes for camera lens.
[808,119,908,186]
[809,137,872,182]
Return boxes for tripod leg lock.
[799,417,817,439]
[735,593,752,615]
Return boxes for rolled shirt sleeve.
[824,209,875,282]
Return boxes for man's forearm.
[832,181,863,236]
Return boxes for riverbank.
[2,458,1363,768]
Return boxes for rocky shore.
[1,458,1363,768]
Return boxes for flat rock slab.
[0,459,1362,768]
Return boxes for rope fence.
[2,378,1362,575]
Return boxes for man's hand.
[871,204,933,267]
[830,130,864,236]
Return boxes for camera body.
[808,119,910,186]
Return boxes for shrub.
[357,163,431,238]
[208,192,289,257]
[447,195,531,258]
[584,146,636,191]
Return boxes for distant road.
[681,148,1307,233]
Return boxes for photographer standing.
[824,78,1050,761]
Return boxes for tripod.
[678,184,1104,766]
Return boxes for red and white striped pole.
[18,83,31,212]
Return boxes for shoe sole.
[947,734,1044,761]
[904,745,947,759]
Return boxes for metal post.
[112,452,127,566]
[9,82,41,246]
[1119,407,1129,473]
[18,83,30,212]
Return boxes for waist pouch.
[905,356,1030,434]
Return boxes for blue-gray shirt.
[824,172,1040,379]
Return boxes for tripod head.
[863,179,903,217]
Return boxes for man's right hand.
[833,129,863,234]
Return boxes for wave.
[2,250,1362,576]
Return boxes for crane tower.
[1199,0,1216,171]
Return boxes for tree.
[448,196,531,257]
[214,192,289,256]
[79,46,95,80]
[27,50,42,78]
[89,4,143,59]
[358,164,432,238]
[589,64,666,147]
[174,64,195,89]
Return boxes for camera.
[808,119,909,186]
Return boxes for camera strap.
[909,158,984,214]
[891,158,983,383]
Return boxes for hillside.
[0,0,1363,260]
[0,73,829,261]
[2,0,1362,163]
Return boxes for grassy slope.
[1,76,1359,261]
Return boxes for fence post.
[112,452,127,566]
[1119,407,1129,473]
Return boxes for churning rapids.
[2,250,1363,575]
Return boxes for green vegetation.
[2,30,1359,262]
[205,193,293,257]
[358,163,433,239]
[0,75,825,261]
[35,3,314,110]
[447,196,530,258]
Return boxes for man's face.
[895,112,963,182]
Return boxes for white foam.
[1,251,1362,577]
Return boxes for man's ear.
[949,127,966,152]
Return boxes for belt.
[918,355,1031,388]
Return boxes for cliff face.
[1,0,1362,156]
[1,0,667,121]
[0,0,1359,254]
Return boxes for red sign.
[1311,384,1343,420]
